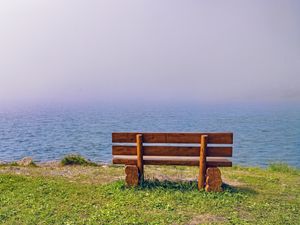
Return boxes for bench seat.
[113,155,232,167]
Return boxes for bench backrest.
[112,132,233,158]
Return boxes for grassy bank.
[0,163,299,224]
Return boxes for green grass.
[61,154,97,166]
[0,163,299,224]
[0,161,37,167]
[268,162,299,174]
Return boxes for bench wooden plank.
[112,132,233,144]
[112,156,232,167]
[112,146,232,157]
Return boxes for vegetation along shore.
[0,155,299,224]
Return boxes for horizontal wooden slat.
[112,156,232,167]
[112,146,232,157]
[112,132,233,144]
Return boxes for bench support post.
[205,167,223,192]
[198,135,208,190]
[125,165,139,187]
[136,134,144,183]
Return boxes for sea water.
[0,103,299,167]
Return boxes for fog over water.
[0,0,299,105]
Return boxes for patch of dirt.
[0,164,123,185]
[37,161,61,167]
[188,214,227,225]
[222,177,245,187]
[145,166,198,181]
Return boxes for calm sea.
[0,103,299,167]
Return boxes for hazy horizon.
[1,0,300,106]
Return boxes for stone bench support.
[205,167,223,192]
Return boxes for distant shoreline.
[1,157,299,170]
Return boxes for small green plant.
[0,162,18,167]
[4,161,37,167]
[268,162,299,174]
[61,154,97,166]
[28,162,37,167]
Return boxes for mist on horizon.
[0,0,300,106]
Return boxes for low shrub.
[61,154,97,166]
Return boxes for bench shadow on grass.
[132,179,257,195]
[221,182,257,195]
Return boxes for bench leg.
[205,167,223,192]
[125,165,139,187]
[136,134,144,183]
[198,135,207,190]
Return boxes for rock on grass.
[17,157,36,166]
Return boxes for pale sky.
[0,0,299,106]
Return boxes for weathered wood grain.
[136,134,144,182]
[198,135,207,190]
[112,132,233,144]
[125,165,139,187]
[112,146,232,157]
[112,156,232,167]
[205,167,223,192]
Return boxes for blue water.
[0,103,299,167]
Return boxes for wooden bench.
[112,132,233,191]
